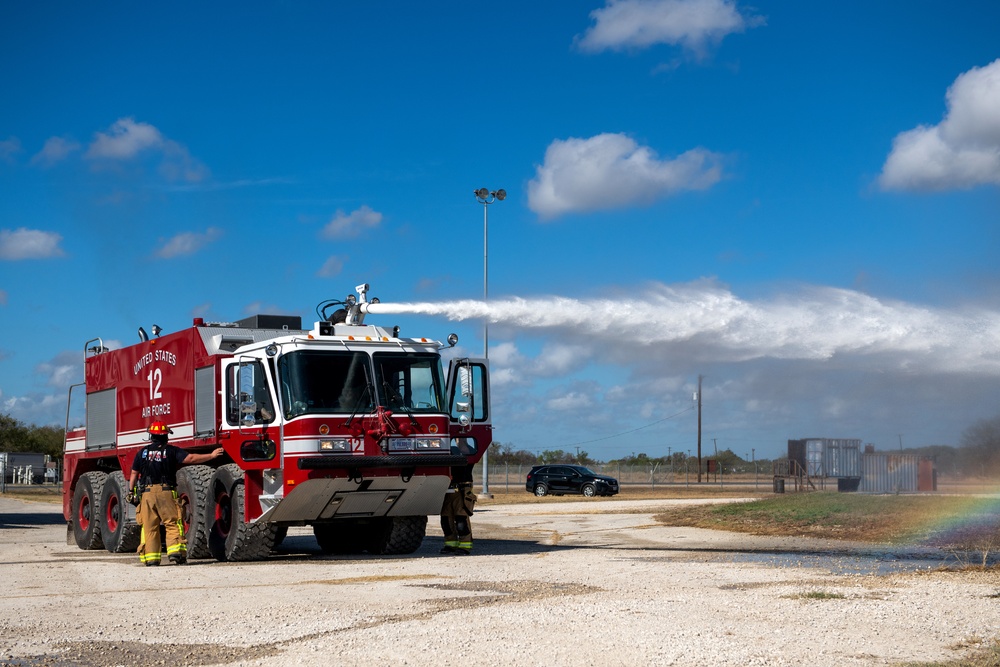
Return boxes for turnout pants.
[440,483,476,553]
[137,484,186,565]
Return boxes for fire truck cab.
[63,284,491,561]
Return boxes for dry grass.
[0,485,62,503]
[896,638,1000,667]
[651,491,1000,546]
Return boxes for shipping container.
[787,438,862,478]
[858,453,933,493]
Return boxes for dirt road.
[1,495,997,666]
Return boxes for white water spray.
[367,282,1000,375]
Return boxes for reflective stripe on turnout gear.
[136,485,186,566]
[140,550,161,565]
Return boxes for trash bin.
[773,478,785,493]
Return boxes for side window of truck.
[226,361,276,426]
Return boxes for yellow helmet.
[147,421,173,436]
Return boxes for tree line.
[0,414,64,459]
[486,413,1000,478]
[487,441,774,472]
[4,411,1000,477]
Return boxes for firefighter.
[440,438,476,555]
[126,421,224,566]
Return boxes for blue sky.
[1,1,999,462]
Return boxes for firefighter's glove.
[126,488,141,507]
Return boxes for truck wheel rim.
[215,491,232,535]
[78,497,91,530]
[105,496,120,532]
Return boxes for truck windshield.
[278,350,373,418]
[373,352,445,414]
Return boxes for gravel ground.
[2,495,999,667]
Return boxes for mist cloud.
[369,281,1000,375]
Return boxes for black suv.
[525,465,619,497]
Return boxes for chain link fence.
[472,461,770,493]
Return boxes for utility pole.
[696,375,703,483]
[713,437,718,483]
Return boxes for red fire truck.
[63,283,491,561]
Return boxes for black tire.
[366,516,427,555]
[100,471,140,553]
[177,465,213,559]
[72,472,107,550]
[582,484,596,498]
[533,483,548,497]
[204,464,276,562]
[273,526,288,549]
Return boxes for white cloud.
[534,342,593,376]
[880,59,1000,191]
[322,205,383,239]
[527,133,723,218]
[1,392,66,426]
[86,118,164,159]
[485,342,532,388]
[157,141,210,183]
[0,228,65,260]
[37,352,82,389]
[0,136,22,164]
[576,0,763,57]
[30,136,81,167]
[317,255,345,278]
[547,391,596,412]
[154,228,223,259]
[85,117,209,183]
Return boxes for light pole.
[474,187,505,496]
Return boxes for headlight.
[415,438,446,450]
[320,439,351,452]
[388,438,448,451]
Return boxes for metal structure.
[859,453,936,493]
[473,187,505,496]
[776,439,936,494]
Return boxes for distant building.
[0,452,50,485]
[782,439,935,493]
[787,438,862,491]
